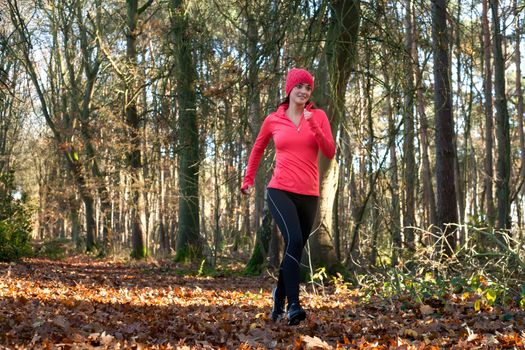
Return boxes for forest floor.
[0,256,524,349]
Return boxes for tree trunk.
[453,0,466,246]
[69,195,81,249]
[126,0,150,259]
[246,8,265,230]
[490,0,511,232]
[432,0,458,256]
[403,0,416,251]
[67,0,114,254]
[413,14,437,233]
[382,55,401,266]
[243,5,271,272]
[482,0,496,228]
[364,44,378,265]
[311,0,360,272]
[245,208,273,275]
[171,0,202,261]
[7,0,98,251]
[514,0,525,209]
[212,117,221,267]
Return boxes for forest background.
[1,0,525,290]
[3,0,525,347]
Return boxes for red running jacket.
[242,103,336,196]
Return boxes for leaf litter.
[0,257,524,349]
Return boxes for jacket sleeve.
[307,110,336,159]
[242,117,272,189]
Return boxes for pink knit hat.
[285,68,314,96]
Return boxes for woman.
[241,68,336,325]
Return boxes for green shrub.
[0,171,32,261]
[34,238,76,260]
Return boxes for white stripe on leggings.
[267,191,300,267]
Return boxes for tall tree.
[7,0,98,251]
[515,0,525,205]
[59,0,114,253]
[312,0,360,271]
[245,2,265,229]
[125,0,152,258]
[381,49,401,265]
[432,0,458,256]
[482,0,495,227]
[0,36,22,175]
[403,0,416,250]
[490,0,511,231]
[171,0,202,261]
[75,0,114,253]
[243,1,271,273]
[412,8,436,232]
[453,0,466,245]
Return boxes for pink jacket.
[242,103,336,196]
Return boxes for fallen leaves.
[419,304,434,316]
[297,335,332,349]
[0,257,524,349]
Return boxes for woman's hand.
[241,185,253,195]
[304,110,313,120]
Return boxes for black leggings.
[267,188,319,306]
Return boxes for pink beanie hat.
[285,68,314,96]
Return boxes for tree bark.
[490,0,511,232]
[363,42,378,265]
[126,0,150,259]
[67,0,114,254]
[432,0,458,256]
[482,0,496,227]
[413,15,437,233]
[381,54,401,265]
[171,0,202,261]
[310,0,360,272]
[453,0,466,245]
[246,7,265,230]
[403,0,416,251]
[514,0,525,210]
[245,208,273,274]
[244,4,269,271]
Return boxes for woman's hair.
[277,95,315,109]
[278,95,290,107]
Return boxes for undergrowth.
[352,225,525,309]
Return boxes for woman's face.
[290,83,312,106]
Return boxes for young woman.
[241,68,336,325]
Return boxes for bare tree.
[403,0,416,251]
[490,0,511,231]
[125,0,152,258]
[311,0,360,271]
[171,0,202,261]
[513,0,525,217]
[482,0,496,228]
[432,0,458,255]
[7,0,98,251]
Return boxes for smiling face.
[289,83,312,106]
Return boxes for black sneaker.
[287,302,306,325]
[271,287,285,321]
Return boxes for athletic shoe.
[287,302,306,325]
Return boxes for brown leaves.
[0,257,524,349]
[297,335,332,349]
[419,304,434,316]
